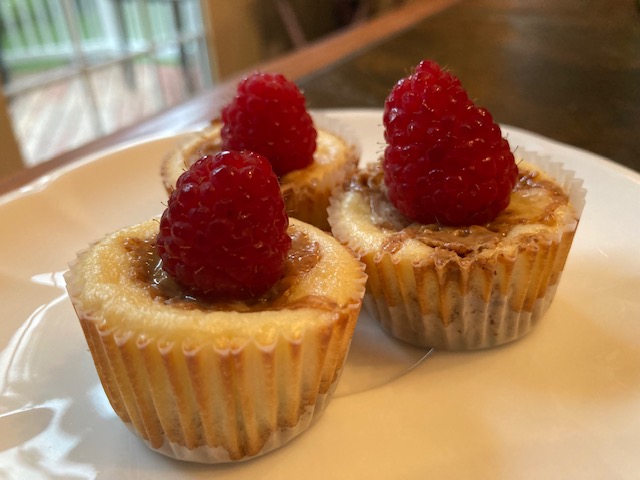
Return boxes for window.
[0,0,214,167]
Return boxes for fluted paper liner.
[160,112,361,230]
[328,150,586,350]
[65,218,366,463]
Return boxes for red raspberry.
[220,72,317,177]
[382,60,518,226]
[156,151,291,300]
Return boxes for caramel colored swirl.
[351,160,570,256]
[123,225,323,312]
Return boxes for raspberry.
[220,72,317,177]
[382,60,518,226]
[156,151,291,300]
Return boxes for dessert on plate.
[66,151,366,463]
[161,71,360,231]
[328,60,586,350]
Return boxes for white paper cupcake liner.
[75,316,351,463]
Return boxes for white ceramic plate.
[1,109,639,480]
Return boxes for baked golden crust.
[161,117,360,230]
[328,153,585,350]
[65,218,366,462]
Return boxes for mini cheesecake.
[65,217,366,463]
[328,151,585,350]
[161,115,360,231]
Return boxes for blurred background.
[0,0,407,173]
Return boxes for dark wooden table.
[298,0,640,173]
[2,0,638,193]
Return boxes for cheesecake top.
[162,119,355,194]
[125,226,324,312]
[332,159,580,263]
[65,218,366,347]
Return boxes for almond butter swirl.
[351,160,570,257]
[123,226,326,312]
